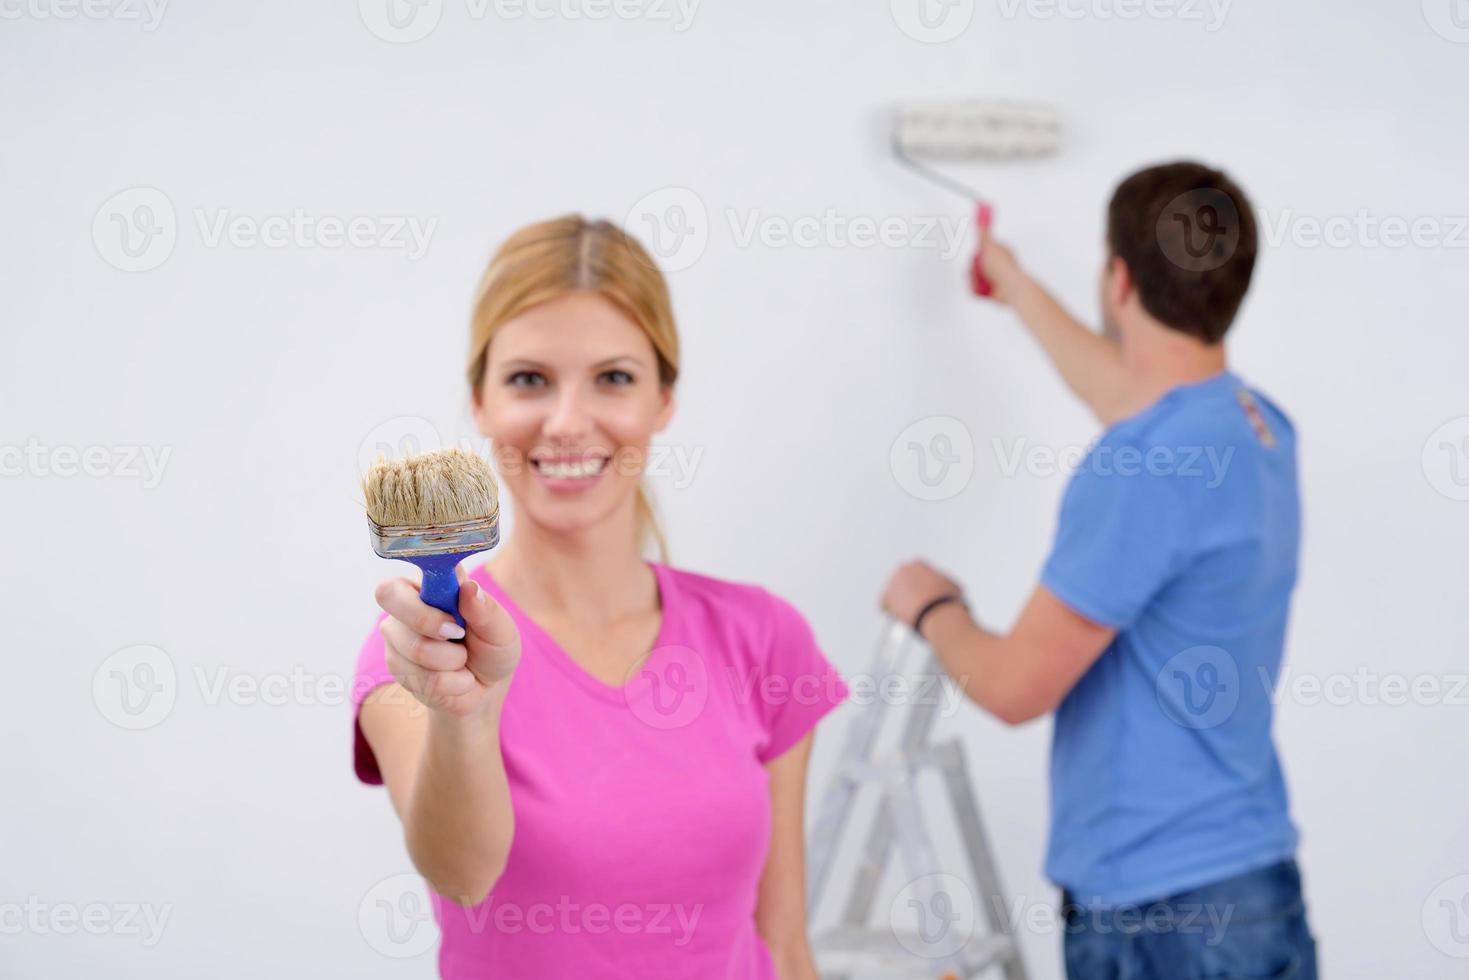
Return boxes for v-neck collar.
[470,560,673,704]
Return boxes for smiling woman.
[351,215,850,979]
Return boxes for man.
[880,162,1317,979]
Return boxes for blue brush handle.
[411,552,469,637]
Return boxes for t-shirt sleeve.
[755,591,850,764]
[350,611,396,785]
[1040,447,1192,630]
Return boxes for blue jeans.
[1061,860,1318,980]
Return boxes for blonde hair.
[467,215,679,562]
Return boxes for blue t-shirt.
[1040,369,1301,906]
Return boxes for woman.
[351,216,850,978]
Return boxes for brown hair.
[467,215,680,561]
[1106,161,1258,344]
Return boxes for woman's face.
[472,290,675,536]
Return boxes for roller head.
[893,100,1061,161]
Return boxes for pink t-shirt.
[351,561,850,978]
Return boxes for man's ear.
[1109,255,1133,308]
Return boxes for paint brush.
[363,447,500,633]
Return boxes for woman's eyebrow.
[498,355,646,371]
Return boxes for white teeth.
[537,458,606,479]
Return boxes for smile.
[530,455,610,481]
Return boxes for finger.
[386,645,478,702]
[460,579,520,649]
[375,576,467,641]
[381,617,470,672]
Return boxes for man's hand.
[975,225,1030,306]
[880,559,964,628]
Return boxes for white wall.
[3,1,1466,977]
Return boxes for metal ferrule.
[368,513,500,559]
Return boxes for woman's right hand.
[375,570,522,718]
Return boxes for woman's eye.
[507,371,547,388]
[601,369,634,386]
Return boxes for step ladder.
[806,619,1029,980]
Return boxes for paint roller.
[891,100,1061,295]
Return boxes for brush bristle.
[363,448,500,529]
[894,100,1061,160]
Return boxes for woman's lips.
[530,455,609,492]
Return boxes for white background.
[3,1,1467,977]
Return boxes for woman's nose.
[543,387,590,439]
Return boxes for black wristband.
[912,593,966,639]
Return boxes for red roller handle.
[970,203,994,297]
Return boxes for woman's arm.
[755,730,821,980]
[359,575,523,907]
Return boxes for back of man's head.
[1107,162,1257,345]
